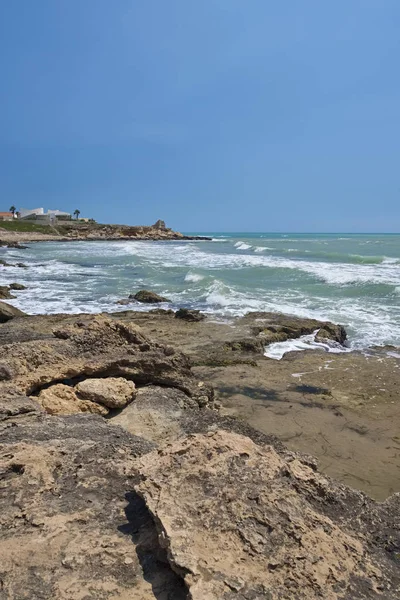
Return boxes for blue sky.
[0,1,399,232]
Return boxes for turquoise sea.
[1,233,399,351]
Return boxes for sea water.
[1,233,399,351]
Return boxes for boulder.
[137,430,400,600]
[16,262,28,268]
[0,285,15,299]
[131,289,170,304]
[75,376,136,408]
[175,308,206,322]
[241,312,347,345]
[9,282,26,290]
[36,383,108,415]
[0,314,213,403]
[0,301,26,322]
[0,259,11,267]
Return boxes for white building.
[19,208,71,221]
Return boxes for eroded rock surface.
[0,314,213,412]
[137,430,400,600]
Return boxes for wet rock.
[241,312,347,345]
[175,308,206,322]
[131,289,170,303]
[75,377,136,408]
[0,300,27,322]
[9,282,26,290]
[115,298,132,305]
[0,259,12,267]
[36,383,108,415]
[0,285,15,299]
[16,262,28,268]
[137,430,400,600]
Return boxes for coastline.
[0,222,212,243]
[0,303,399,597]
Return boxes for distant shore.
[0,220,211,243]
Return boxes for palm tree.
[9,205,16,218]
[73,209,81,220]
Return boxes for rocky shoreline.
[0,220,211,243]
[0,302,399,598]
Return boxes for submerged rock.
[0,301,26,322]
[75,377,136,408]
[131,289,170,303]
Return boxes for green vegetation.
[73,209,81,219]
[0,220,54,234]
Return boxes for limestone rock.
[0,315,211,404]
[75,377,136,408]
[137,430,400,600]
[36,383,108,415]
[0,300,26,322]
[175,308,206,322]
[241,311,347,345]
[131,289,170,304]
[153,219,166,230]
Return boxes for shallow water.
[1,232,399,350]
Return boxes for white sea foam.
[184,271,205,283]
[234,241,252,250]
[264,330,351,360]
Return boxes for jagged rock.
[0,411,179,600]
[137,430,400,600]
[0,285,15,299]
[75,377,136,408]
[241,312,347,345]
[9,282,26,290]
[153,219,166,230]
[131,289,170,304]
[175,308,206,322]
[0,300,26,322]
[16,262,28,268]
[0,314,212,406]
[0,259,12,267]
[36,383,108,415]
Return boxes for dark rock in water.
[315,324,347,344]
[0,285,15,299]
[9,282,26,290]
[0,259,12,267]
[16,262,28,268]
[175,308,206,322]
[241,312,347,345]
[0,301,26,322]
[131,289,170,304]
[2,241,28,249]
